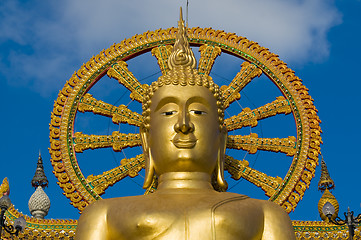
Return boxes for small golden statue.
[75,9,296,240]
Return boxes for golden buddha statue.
[75,9,296,240]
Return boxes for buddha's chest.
[109,196,264,240]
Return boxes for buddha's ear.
[140,124,149,153]
[140,125,155,189]
[216,126,228,191]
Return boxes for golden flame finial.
[317,157,339,222]
[0,177,10,196]
[168,7,197,70]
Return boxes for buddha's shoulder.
[80,192,285,217]
[215,192,285,212]
[80,195,144,216]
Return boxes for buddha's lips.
[172,135,197,148]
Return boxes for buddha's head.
[140,10,228,191]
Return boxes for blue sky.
[1,0,360,222]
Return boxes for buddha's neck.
[156,172,214,193]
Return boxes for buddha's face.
[141,84,226,176]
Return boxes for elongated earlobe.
[143,149,155,189]
[216,152,227,191]
[216,127,228,191]
[140,125,155,189]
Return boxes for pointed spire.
[167,7,197,70]
[31,152,49,188]
[318,156,335,192]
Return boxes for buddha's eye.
[161,111,177,116]
[190,110,207,115]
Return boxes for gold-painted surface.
[143,175,158,194]
[3,206,359,240]
[293,220,359,239]
[0,177,9,195]
[227,133,297,156]
[220,61,262,108]
[198,44,221,75]
[225,96,291,131]
[318,189,339,222]
[107,61,149,102]
[167,9,197,71]
[78,93,143,126]
[151,45,173,75]
[75,12,296,239]
[77,174,295,239]
[225,156,282,197]
[1,192,358,240]
[49,21,321,214]
[86,154,145,195]
[73,131,141,153]
[3,205,77,240]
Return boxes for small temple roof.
[31,152,49,188]
[318,157,335,192]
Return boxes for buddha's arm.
[261,201,296,240]
[75,202,109,240]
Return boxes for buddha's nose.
[174,109,194,134]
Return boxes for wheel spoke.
[227,133,296,156]
[49,27,321,212]
[86,154,145,195]
[220,61,262,108]
[225,96,291,131]
[151,45,173,75]
[73,131,141,153]
[78,93,143,126]
[107,61,149,102]
[198,44,222,75]
[225,155,282,197]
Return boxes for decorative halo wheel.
[49,27,321,213]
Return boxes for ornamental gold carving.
[78,93,143,126]
[86,154,145,195]
[221,62,262,108]
[151,45,173,75]
[73,131,141,152]
[107,61,149,102]
[225,96,291,130]
[48,26,321,216]
[225,155,282,197]
[227,133,297,156]
[198,44,221,75]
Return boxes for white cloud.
[0,0,341,96]
[186,0,342,63]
